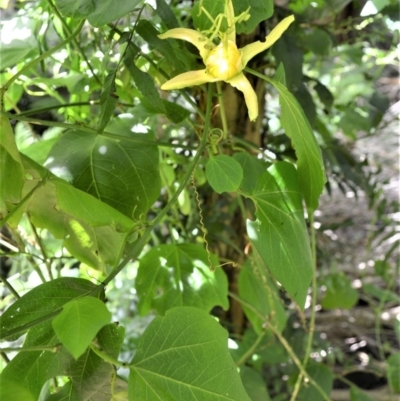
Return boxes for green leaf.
[268,78,326,212]
[297,362,333,401]
[238,261,287,334]
[206,154,243,193]
[52,297,111,359]
[388,353,400,393]
[234,0,274,35]
[97,72,118,132]
[321,273,358,310]
[136,244,229,315]
[233,152,269,194]
[245,162,313,307]
[350,386,378,401]
[0,115,24,217]
[129,307,251,401]
[240,366,271,401]
[46,119,160,219]
[10,155,135,271]
[362,282,400,303]
[0,379,36,401]
[303,27,332,56]
[46,323,125,401]
[0,277,97,341]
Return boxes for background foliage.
[0,0,399,400]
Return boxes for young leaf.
[238,261,287,334]
[0,277,97,341]
[0,115,24,217]
[350,386,378,401]
[136,244,229,315]
[52,297,111,359]
[129,307,251,401]
[97,72,118,133]
[267,77,326,212]
[245,162,312,308]
[206,154,243,193]
[46,119,160,220]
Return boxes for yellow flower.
[158,1,295,121]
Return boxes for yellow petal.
[240,15,295,67]
[161,69,217,90]
[158,28,212,61]
[225,0,236,42]
[205,41,242,80]
[227,73,258,121]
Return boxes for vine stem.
[0,275,20,299]
[290,210,318,401]
[0,345,60,353]
[216,81,229,138]
[3,20,85,92]
[235,330,266,367]
[100,85,215,287]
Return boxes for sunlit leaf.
[129,307,251,401]
[52,297,111,359]
[46,117,160,220]
[136,244,229,315]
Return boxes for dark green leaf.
[350,386,378,401]
[268,78,326,212]
[124,45,166,114]
[314,80,334,110]
[238,261,287,334]
[0,277,97,341]
[206,154,243,193]
[155,0,179,29]
[0,115,24,218]
[240,366,271,401]
[136,244,229,315]
[46,119,160,219]
[129,307,251,401]
[97,72,118,132]
[321,273,358,310]
[245,162,313,307]
[52,297,111,359]
[274,63,286,86]
[234,0,274,35]
[303,27,332,56]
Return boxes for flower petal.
[161,70,217,90]
[158,28,211,60]
[227,73,258,121]
[240,15,295,67]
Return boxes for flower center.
[205,40,242,80]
